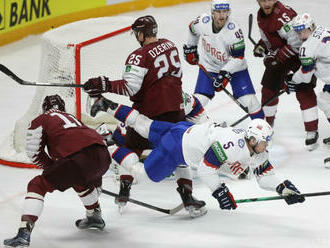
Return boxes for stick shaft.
[198,64,249,113]
[236,191,330,203]
[248,14,257,46]
[0,64,84,88]
[101,189,184,215]
[230,89,285,127]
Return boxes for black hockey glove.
[214,71,232,92]
[284,73,314,94]
[212,183,237,210]
[284,73,297,94]
[276,180,305,205]
[83,76,111,97]
[183,45,199,65]
[90,96,118,117]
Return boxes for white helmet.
[291,13,316,32]
[245,119,273,145]
[211,0,230,11]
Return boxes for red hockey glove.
[214,70,231,92]
[83,76,111,97]
[275,45,297,64]
[263,51,279,68]
[253,39,268,57]
[183,45,199,65]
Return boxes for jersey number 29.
[154,50,182,79]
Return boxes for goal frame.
[1,25,131,169]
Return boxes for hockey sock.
[110,145,138,166]
[20,175,54,225]
[74,186,101,211]
[112,105,139,127]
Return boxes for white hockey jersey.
[186,14,247,73]
[182,122,281,192]
[293,26,330,85]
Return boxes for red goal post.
[0,18,134,169]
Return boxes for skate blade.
[4,244,29,248]
[305,142,319,151]
[117,202,127,215]
[186,206,208,218]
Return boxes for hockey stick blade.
[235,191,330,203]
[248,14,257,46]
[101,189,184,215]
[0,64,84,88]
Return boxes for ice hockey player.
[90,96,305,215]
[3,95,111,248]
[83,16,204,212]
[286,13,330,166]
[253,0,319,151]
[183,0,265,120]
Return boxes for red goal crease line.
[0,159,39,169]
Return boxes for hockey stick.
[230,89,286,127]
[248,14,257,46]
[0,64,84,88]
[235,191,330,204]
[198,64,249,113]
[101,189,184,215]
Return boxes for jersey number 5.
[50,113,82,129]
[154,50,182,79]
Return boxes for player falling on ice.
[90,95,305,215]
[285,13,330,167]
[4,95,111,248]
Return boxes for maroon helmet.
[131,15,158,39]
[42,94,65,113]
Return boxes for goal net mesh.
[0,16,136,167]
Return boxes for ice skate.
[305,131,319,151]
[4,228,31,247]
[176,184,207,218]
[323,137,330,146]
[324,157,330,169]
[115,175,133,214]
[75,207,105,230]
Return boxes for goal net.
[0,16,137,168]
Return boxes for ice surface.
[0,1,329,247]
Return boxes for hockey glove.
[263,52,278,68]
[284,73,296,93]
[284,73,314,94]
[183,45,199,65]
[276,180,305,205]
[275,45,296,64]
[214,71,231,92]
[212,183,237,210]
[83,76,111,97]
[253,39,268,57]
[90,96,119,117]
